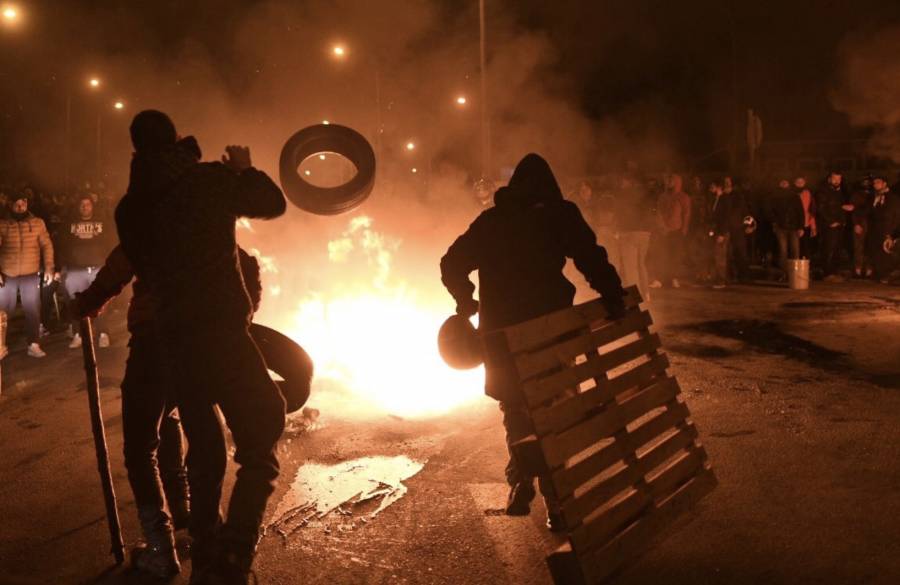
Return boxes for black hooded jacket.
[440,154,624,332]
[115,136,286,332]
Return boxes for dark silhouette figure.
[440,153,625,531]
[115,110,286,585]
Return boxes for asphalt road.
[1,281,899,585]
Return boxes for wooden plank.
[635,424,699,477]
[624,400,690,452]
[518,311,656,406]
[646,447,707,501]
[516,314,656,381]
[561,462,646,530]
[570,489,650,554]
[546,542,586,585]
[503,286,643,354]
[552,441,624,500]
[530,354,670,435]
[541,377,680,468]
[579,467,718,584]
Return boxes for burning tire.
[250,323,314,414]
[278,123,376,216]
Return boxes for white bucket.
[787,259,810,290]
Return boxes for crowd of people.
[568,170,900,298]
[0,183,117,357]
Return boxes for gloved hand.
[73,293,100,320]
[456,297,479,318]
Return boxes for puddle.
[682,319,900,389]
[268,455,425,542]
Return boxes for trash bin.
[787,259,810,290]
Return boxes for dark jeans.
[729,229,750,280]
[498,398,556,503]
[774,227,800,273]
[819,225,844,276]
[167,324,285,546]
[121,335,189,515]
[0,273,41,343]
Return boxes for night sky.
[2,0,899,188]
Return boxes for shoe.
[649,280,663,289]
[69,333,82,349]
[505,480,536,516]
[671,278,681,289]
[133,506,181,579]
[98,333,110,348]
[194,533,256,585]
[27,343,46,358]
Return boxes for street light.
[2,5,17,22]
[456,96,467,106]
[406,141,416,151]
[332,44,346,58]
[113,101,125,110]
[88,78,101,89]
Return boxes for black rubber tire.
[278,124,376,216]
[250,323,314,414]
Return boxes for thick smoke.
[831,24,900,162]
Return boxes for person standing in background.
[650,173,691,289]
[61,195,116,348]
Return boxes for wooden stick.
[80,317,125,565]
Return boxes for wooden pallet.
[482,286,716,584]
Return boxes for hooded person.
[440,153,625,531]
[115,110,286,585]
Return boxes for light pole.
[479,0,491,180]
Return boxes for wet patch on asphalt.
[676,319,900,389]
[268,455,425,544]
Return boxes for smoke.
[831,24,900,162]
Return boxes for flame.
[255,215,485,418]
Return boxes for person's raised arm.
[221,145,287,219]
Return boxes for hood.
[126,136,202,199]
[496,153,563,209]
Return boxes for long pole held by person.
[80,317,126,564]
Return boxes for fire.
[250,215,486,418]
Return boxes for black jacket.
[770,189,805,231]
[440,153,624,333]
[815,185,848,227]
[116,137,285,331]
[868,190,900,247]
[710,191,748,236]
[59,215,115,269]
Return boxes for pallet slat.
[579,467,718,583]
[516,315,657,381]
[570,489,650,554]
[502,287,643,354]
[541,377,680,468]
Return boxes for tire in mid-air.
[278,123,376,216]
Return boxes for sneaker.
[69,333,83,349]
[131,542,181,579]
[98,333,110,348]
[671,278,681,289]
[27,343,46,358]
[649,280,663,289]
[505,480,536,516]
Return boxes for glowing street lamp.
[322,119,330,125]
[411,167,418,174]
[456,96,467,106]
[113,101,125,110]
[406,141,416,151]
[88,78,101,89]
[2,5,18,23]
[332,44,346,58]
